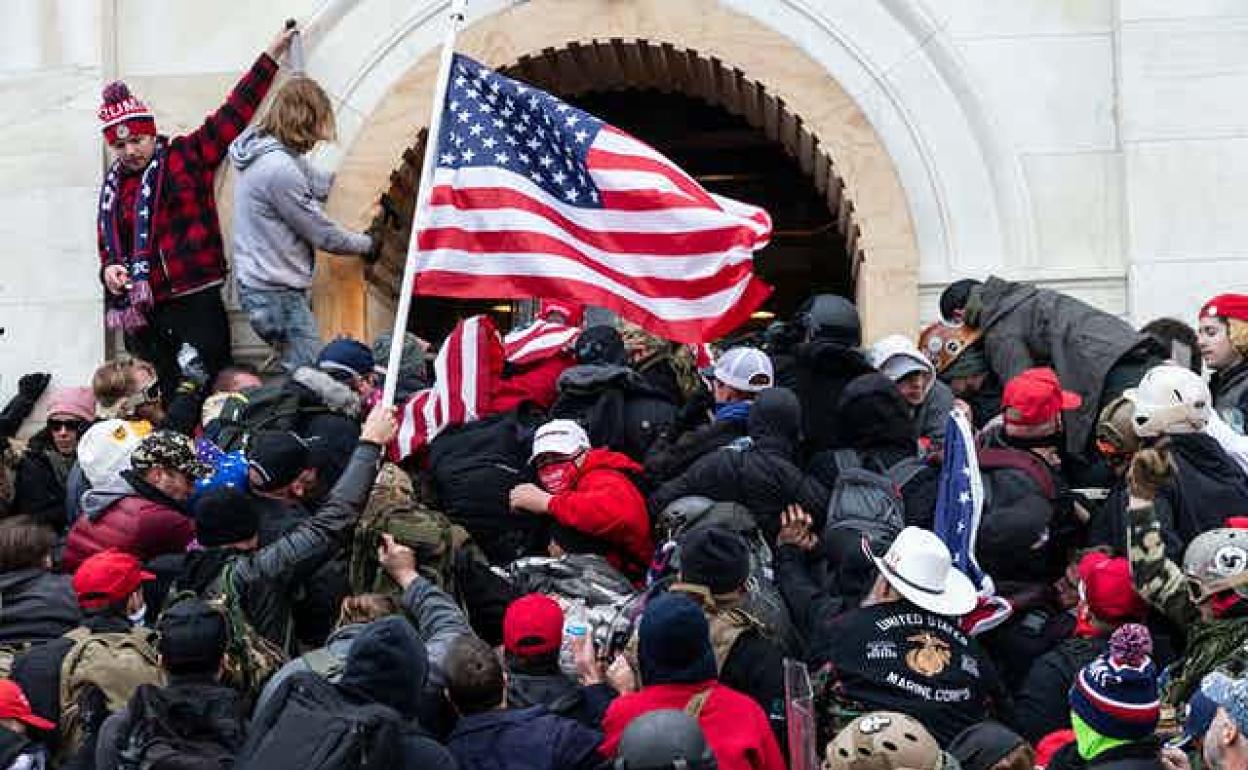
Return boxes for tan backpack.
[58,626,165,757]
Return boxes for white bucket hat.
[713,346,774,393]
[531,419,591,462]
[867,527,977,616]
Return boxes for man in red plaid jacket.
[96,24,296,397]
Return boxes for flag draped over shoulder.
[933,409,1012,635]
[411,53,773,344]
[503,319,580,367]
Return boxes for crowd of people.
[6,15,1248,770]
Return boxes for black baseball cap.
[246,430,313,491]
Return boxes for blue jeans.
[237,285,321,373]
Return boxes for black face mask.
[1002,431,1063,452]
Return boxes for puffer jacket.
[650,388,830,541]
[548,450,653,576]
[1212,359,1248,434]
[229,126,372,292]
[973,276,1150,455]
[61,472,194,572]
[0,570,81,647]
[790,340,874,456]
[171,442,381,651]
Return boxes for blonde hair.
[259,77,336,154]
[92,355,157,417]
[337,593,401,629]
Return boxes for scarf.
[1071,714,1131,762]
[713,400,752,425]
[98,138,168,332]
[1167,616,1248,704]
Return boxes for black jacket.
[1212,359,1248,432]
[552,365,678,463]
[650,388,829,541]
[813,600,1008,747]
[505,660,613,729]
[448,705,602,770]
[0,570,81,648]
[1014,635,1105,744]
[644,418,748,485]
[720,627,787,748]
[286,367,364,487]
[1047,738,1165,770]
[173,442,381,651]
[790,341,874,456]
[1153,432,1248,553]
[12,430,75,531]
[428,409,544,564]
[12,612,134,728]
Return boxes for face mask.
[129,604,148,627]
[1003,431,1063,451]
[538,461,579,494]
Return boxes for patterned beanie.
[1069,624,1160,741]
[98,82,156,144]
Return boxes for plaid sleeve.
[184,52,279,169]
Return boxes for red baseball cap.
[0,679,54,731]
[503,593,565,657]
[72,550,155,610]
[538,299,585,328]
[1201,294,1248,323]
[1002,367,1082,427]
[1078,552,1148,624]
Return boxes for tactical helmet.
[1183,528,1248,604]
[825,712,944,770]
[1125,364,1212,438]
[614,709,717,770]
[794,294,861,346]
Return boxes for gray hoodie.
[228,127,372,291]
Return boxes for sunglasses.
[47,419,88,433]
[138,379,161,404]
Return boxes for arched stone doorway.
[363,43,868,343]
[312,0,922,344]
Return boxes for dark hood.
[977,276,1038,330]
[1171,432,1248,490]
[747,387,802,452]
[794,340,874,379]
[339,616,428,719]
[837,373,917,451]
[557,364,670,402]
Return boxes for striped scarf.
[98,138,167,332]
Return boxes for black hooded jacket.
[790,340,874,456]
[0,569,81,648]
[505,656,613,729]
[13,429,75,531]
[650,388,829,541]
[1155,432,1248,552]
[551,365,678,462]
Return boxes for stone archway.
[313,0,921,343]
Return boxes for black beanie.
[194,486,260,547]
[680,527,750,595]
[158,599,227,674]
[574,325,627,366]
[948,722,1026,770]
[940,279,982,323]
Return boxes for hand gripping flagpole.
[381,0,468,407]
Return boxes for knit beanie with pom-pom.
[1069,623,1160,741]
[98,82,156,144]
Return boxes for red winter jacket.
[97,54,278,304]
[547,449,653,575]
[601,681,785,770]
[62,486,195,573]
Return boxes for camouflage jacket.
[1127,497,1198,626]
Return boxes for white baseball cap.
[530,419,590,461]
[866,527,977,616]
[77,419,151,487]
[712,347,774,393]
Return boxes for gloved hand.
[361,225,384,265]
[17,373,51,400]
[1128,444,1175,501]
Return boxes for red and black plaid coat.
[97,53,279,304]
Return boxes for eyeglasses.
[139,379,161,404]
[47,419,88,434]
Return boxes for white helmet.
[1124,364,1212,438]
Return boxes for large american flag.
[933,409,1012,635]
[412,54,773,344]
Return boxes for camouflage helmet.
[825,712,945,770]
[1184,528,1248,603]
[1096,396,1142,456]
[129,430,211,479]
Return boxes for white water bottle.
[559,600,589,677]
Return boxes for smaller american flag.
[933,409,1012,635]
[504,319,580,367]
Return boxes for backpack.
[236,673,402,770]
[349,463,468,596]
[58,626,164,758]
[824,450,927,550]
[167,560,287,696]
[116,684,246,770]
[213,385,327,452]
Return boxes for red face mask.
[538,460,579,494]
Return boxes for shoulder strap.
[831,449,861,474]
[886,457,927,490]
[684,689,713,718]
[301,648,344,681]
[978,448,1057,499]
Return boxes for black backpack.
[214,385,327,452]
[236,673,402,770]
[116,684,246,770]
[824,450,927,550]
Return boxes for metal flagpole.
[381,0,468,407]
